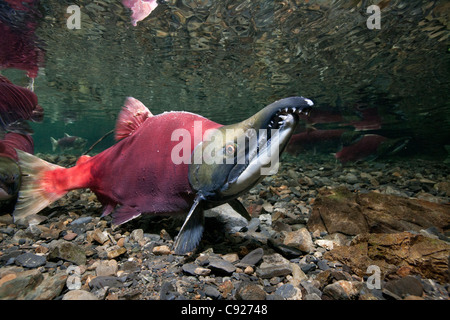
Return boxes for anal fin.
[111,205,141,225]
[174,195,205,255]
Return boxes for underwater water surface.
[1,0,449,159]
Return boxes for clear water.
[1,0,449,159]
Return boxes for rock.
[307,187,369,235]
[275,283,302,300]
[0,214,13,225]
[434,181,450,197]
[182,263,211,276]
[324,232,450,283]
[222,253,239,263]
[289,263,307,287]
[152,245,171,255]
[344,173,358,184]
[15,253,47,268]
[208,257,236,275]
[182,263,198,276]
[25,225,42,238]
[0,268,66,300]
[305,293,322,300]
[315,239,336,250]
[89,276,123,290]
[63,232,78,241]
[0,269,42,299]
[308,187,450,235]
[283,228,314,253]
[96,260,118,277]
[256,253,292,279]
[268,239,305,259]
[194,267,211,276]
[63,289,99,300]
[48,240,86,265]
[317,259,330,271]
[204,203,248,233]
[107,246,127,259]
[236,248,264,267]
[218,280,234,299]
[91,228,109,244]
[159,281,177,300]
[244,266,254,275]
[130,229,144,242]
[236,282,266,300]
[383,276,424,299]
[322,280,361,300]
[204,285,221,299]
[70,216,92,225]
[300,280,322,297]
[27,272,67,300]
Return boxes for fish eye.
[225,143,236,156]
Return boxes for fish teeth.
[279,115,288,120]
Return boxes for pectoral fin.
[174,195,205,255]
[228,198,251,221]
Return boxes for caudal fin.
[13,150,68,223]
[50,137,58,152]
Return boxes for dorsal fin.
[115,97,153,141]
[76,155,91,165]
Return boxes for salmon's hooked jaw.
[188,96,314,203]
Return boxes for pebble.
[244,266,254,275]
[236,248,264,267]
[91,229,109,245]
[204,285,221,299]
[236,282,266,300]
[63,289,99,300]
[323,280,362,300]
[256,253,292,279]
[48,241,86,266]
[275,284,303,300]
[107,246,127,259]
[96,260,118,277]
[283,228,314,253]
[152,245,171,255]
[70,217,92,225]
[15,253,46,268]
[63,231,78,241]
[130,229,144,243]
[208,257,236,275]
[383,276,424,299]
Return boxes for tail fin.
[50,137,58,152]
[13,150,68,223]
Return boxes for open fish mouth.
[266,102,313,130]
[220,100,313,199]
